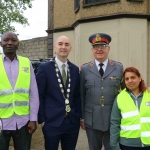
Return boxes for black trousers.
[120,144,150,150]
[42,117,80,150]
[0,124,32,150]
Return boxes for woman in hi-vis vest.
[110,67,150,150]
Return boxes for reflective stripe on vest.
[121,124,140,131]
[141,131,150,137]
[14,88,30,93]
[14,101,29,106]
[141,117,150,123]
[117,89,150,144]
[122,110,139,118]
[0,89,13,96]
[0,103,13,108]
[0,55,30,118]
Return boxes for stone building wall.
[53,0,149,29]
[17,36,49,60]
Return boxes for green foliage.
[0,0,33,34]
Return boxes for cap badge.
[110,61,114,66]
[90,62,94,66]
[96,34,101,42]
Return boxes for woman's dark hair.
[123,67,147,92]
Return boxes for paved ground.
[9,125,104,150]
[9,125,89,150]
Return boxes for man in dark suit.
[36,35,81,150]
[80,33,123,150]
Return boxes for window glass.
[74,0,80,13]
[84,0,120,5]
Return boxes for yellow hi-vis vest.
[0,55,31,118]
[117,89,150,145]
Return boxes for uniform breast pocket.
[85,80,95,95]
[109,80,121,95]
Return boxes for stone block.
[44,40,48,44]
[29,49,34,53]
[42,51,48,55]
[28,42,33,46]
[33,56,39,59]
[34,41,39,45]
[32,45,37,49]
[23,49,29,53]
[39,48,45,52]
[39,41,44,45]
[29,56,34,60]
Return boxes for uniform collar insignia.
[110,61,114,66]
[90,61,94,66]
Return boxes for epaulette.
[117,61,123,65]
[117,61,124,69]
[80,62,88,69]
[111,60,123,66]
[80,61,95,69]
[112,60,124,73]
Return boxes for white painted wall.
[54,18,149,85]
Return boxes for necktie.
[99,63,104,77]
[62,64,66,87]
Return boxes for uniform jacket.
[80,59,123,131]
[36,57,81,127]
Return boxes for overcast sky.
[12,0,48,40]
[0,0,47,53]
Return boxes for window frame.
[83,0,120,7]
[127,0,143,1]
[74,0,80,13]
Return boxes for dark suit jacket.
[36,58,81,127]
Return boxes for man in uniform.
[36,35,81,150]
[0,31,39,149]
[80,33,123,150]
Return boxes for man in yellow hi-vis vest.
[0,31,39,150]
[110,67,150,150]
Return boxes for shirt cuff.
[29,114,38,121]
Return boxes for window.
[85,0,101,3]
[127,0,143,1]
[74,0,80,13]
[83,0,120,7]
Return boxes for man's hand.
[27,121,37,134]
[80,120,86,130]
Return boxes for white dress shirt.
[55,57,68,75]
[95,59,108,73]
